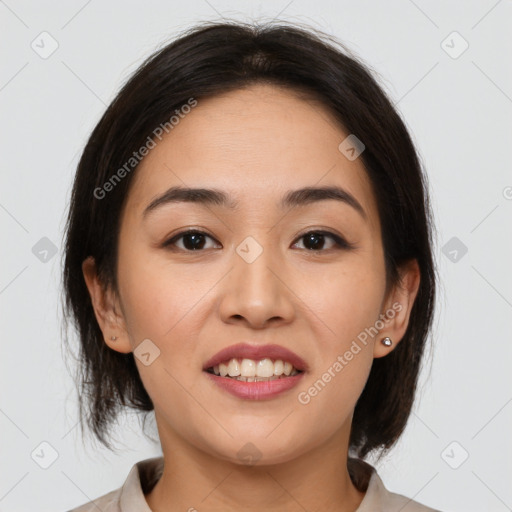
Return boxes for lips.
[202,343,309,373]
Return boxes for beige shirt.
[67,456,441,512]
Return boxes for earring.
[110,335,118,341]
[381,337,392,347]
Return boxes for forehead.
[123,84,379,227]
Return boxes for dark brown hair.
[62,20,436,459]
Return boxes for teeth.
[230,375,281,382]
[256,358,274,377]
[219,362,228,377]
[210,358,301,378]
[227,359,241,377]
[240,358,256,377]
[274,359,284,375]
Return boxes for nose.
[218,243,295,329]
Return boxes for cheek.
[301,256,387,347]
[287,256,384,414]
[116,240,205,342]
[293,265,381,430]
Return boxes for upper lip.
[203,343,309,372]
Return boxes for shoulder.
[369,471,441,511]
[349,458,442,512]
[64,455,163,512]
[65,486,122,512]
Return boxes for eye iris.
[304,232,325,250]
[183,233,206,250]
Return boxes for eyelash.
[162,229,355,253]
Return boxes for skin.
[83,84,420,512]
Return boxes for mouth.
[204,357,304,382]
[202,343,307,400]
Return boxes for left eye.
[292,231,350,251]
[163,230,351,252]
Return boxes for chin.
[201,431,308,467]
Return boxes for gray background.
[1,1,511,511]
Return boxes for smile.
[206,357,302,381]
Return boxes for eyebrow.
[142,185,366,220]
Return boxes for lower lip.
[203,371,305,400]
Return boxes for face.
[84,84,419,466]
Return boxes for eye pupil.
[304,233,324,250]
[183,233,206,250]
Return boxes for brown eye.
[163,230,219,251]
[292,231,353,251]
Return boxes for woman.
[63,20,439,512]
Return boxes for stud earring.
[381,337,392,347]
[110,335,118,341]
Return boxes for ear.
[81,256,132,354]
[373,258,421,358]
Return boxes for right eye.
[162,229,220,252]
